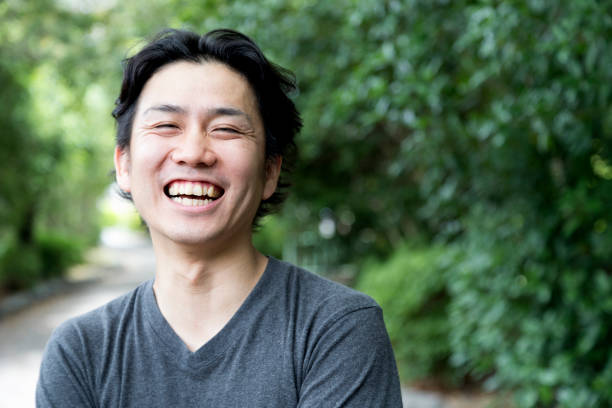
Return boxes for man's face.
[114,61,280,249]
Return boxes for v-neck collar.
[142,257,276,369]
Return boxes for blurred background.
[1,0,612,407]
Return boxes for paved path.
[0,238,474,408]
[0,244,154,408]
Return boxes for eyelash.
[215,127,238,133]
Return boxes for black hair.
[112,28,302,225]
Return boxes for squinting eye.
[210,127,242,139]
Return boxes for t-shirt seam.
[316,290,379,328]
[313,304,380,343]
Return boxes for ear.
[114,146,131,193]
[262,156,282,200]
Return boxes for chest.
[94,326,300,408]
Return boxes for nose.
[170,128,217,167]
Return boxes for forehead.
[136,60,260,120]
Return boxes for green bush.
[356,244,460,383]
[0,232,84,292]
[0,238,43,291]
[36,232,84,280]
[449,206,612,408]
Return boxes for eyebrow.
[207,107,254,127]
[143,104,187,116]
[211,107,250,120]
[143,104,253,124]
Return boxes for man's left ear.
[262,156,282,200]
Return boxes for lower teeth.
[171,197,212,206]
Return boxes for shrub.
[0,232,84,292]
[449,205,612,408]
[0,238,43,291]
[36,232,84,280]
[356,244,461,383]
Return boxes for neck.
[149,232,268,351]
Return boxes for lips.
[164,180,224,207]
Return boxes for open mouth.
[164,180,224,207]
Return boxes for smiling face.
[114,61,281,251]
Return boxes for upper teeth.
[168,181,222,198]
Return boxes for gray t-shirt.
[37,257,402,407]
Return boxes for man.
[37,28,402,407]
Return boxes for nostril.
[201,150,217,167]
[170,146,217,167]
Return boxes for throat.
[151,251,268,352]
[153,283,241,352]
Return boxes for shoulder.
[266,260,402,405]
[268,257,380,315]
[45,280,150,356]
[265,258,385,342]
[38,281,151,406]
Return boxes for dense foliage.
[0,1,110,289]
[3,0,611,405]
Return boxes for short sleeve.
[36,322,96,408]
[297,306,403,407]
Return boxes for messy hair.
[112,28,302,225]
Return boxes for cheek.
[218,139,265,173]
[127,139,169,194]
[131,138,167,169]
[233,145,266,184]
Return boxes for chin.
[146,223,216,246]
[147,216,253,249]
[169,230,222,246]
